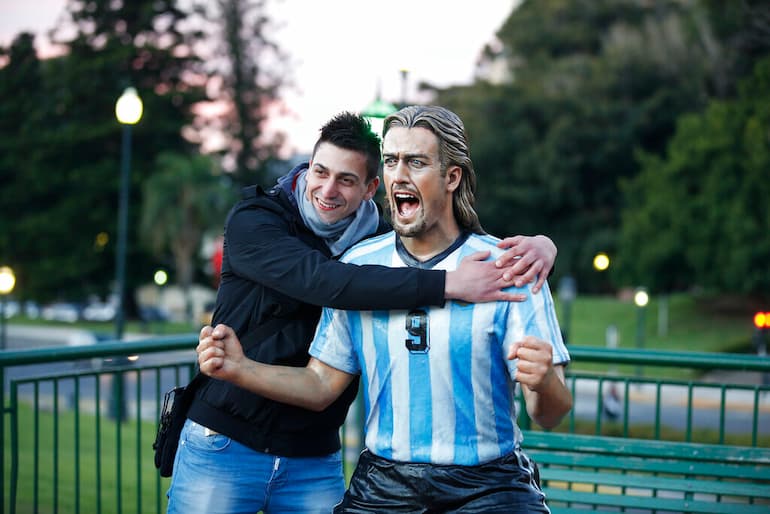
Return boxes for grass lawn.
[555,292,757,378]
[561,292,753,353]
[4,402,171,514]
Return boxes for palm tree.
[140,151,235,322]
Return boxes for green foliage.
[433,0,770,297]
[141,151,236,295]
[0,0,290,309]
[618,58,770,297]
[436,0,710,291]
[497,0,649,61]
[0,0,207,305]
[192,0,288,186]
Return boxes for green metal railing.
[1,335,199,514]
[563,346,770,445]
[2,338,770,514]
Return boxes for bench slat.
[523,432,770,464]
[544,489,770,514]
[527,451,769,481]
[541,468,770,498]
[521,431,770,513]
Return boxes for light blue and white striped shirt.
[309,231,569,465]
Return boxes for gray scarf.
[294,170,379,257]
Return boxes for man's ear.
[446,165,462,193]
[364,176,380,200]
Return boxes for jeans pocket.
[182,422,232,453]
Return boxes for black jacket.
[188,178,446,457]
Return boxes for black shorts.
[334,448,550,513]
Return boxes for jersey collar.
[395,231,471,269]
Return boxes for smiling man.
[305,147,376,220]
[197,106,572,513]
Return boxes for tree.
[617,57,770,298]
[193,0,288,186]
[0,33,48,301]
[431,0,769,293]
[140,152,236,321]
[698,0,770,98]
[0,0,208,305]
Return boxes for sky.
[0,0,518,153]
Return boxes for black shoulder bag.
[152,317,290,477]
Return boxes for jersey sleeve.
[502,279,571,379]
[308,307,361,375]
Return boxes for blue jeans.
[167,419,345,514]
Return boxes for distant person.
[197,105,572,513]
[167,111,559,513]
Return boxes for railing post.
[1,364,5,514]
[109,371,126,422]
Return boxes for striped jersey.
[309,231,570,465]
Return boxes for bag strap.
[187,316,292,389]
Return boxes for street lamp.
[634,287,649,377]
[154,269,168,287]
[593,252,610,272]
[114,87,143,340]
[0,266,16,350]
[399,68,409,107]
[754,311,770,385]
[153,269,168,333]
[361,92,397,139]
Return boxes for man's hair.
[312,112,382,182]
[383,105,483,234]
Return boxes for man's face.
[382,126,460,238]
[306,142,379,225]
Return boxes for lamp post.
[0,266,16,350]
[593,251,610,294]
[153,269,168,333]
[361,93,397,139]
[399,68,409,107]
[114,87,143,341]
[634,287,649,377]
[753,311,770,385]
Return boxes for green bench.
[521,431,770,513]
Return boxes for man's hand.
[445,250,527,303]
[507,336,557,392]
[496,235,557,293]
[507,335,572,429]
[197,324,246,381]
[445,234,557,303]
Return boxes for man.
[198,106,572,513]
